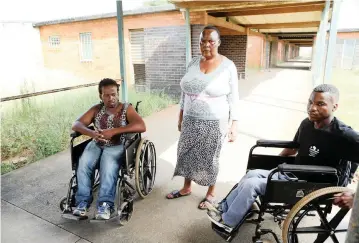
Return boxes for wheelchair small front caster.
[118,199,133,226]
[253,236,262,243]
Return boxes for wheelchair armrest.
[123,132,138,140]
[70,125,95,138]
[278,164,337,175]
[256,140,299,149]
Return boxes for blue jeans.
[220,169,287,227]
[75,140,124,208]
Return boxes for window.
[48,36,60,47]
[79,32,92,61]
[130,29,145,64]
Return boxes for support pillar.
[324,0,342,83]
[270,41,278,67]
[116,0,128,102]
[312,0,330,87]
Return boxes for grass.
[1,87,174,174]
[329,69,359,183]
[331,69,359,130]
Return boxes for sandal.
[198,197,216,210]
[166,190,191,199]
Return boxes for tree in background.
[143,0,169,7]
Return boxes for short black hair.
[313,84,340,102]
[98,78,119,95]
[202,25,221,39]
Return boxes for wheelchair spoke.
[328,208,349,229]
[329,234,340,243]
[293,226,330,234]
[144,166,152,180]
[315,204,332,229]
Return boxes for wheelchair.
[210,137,358,243]
[59,101,157,225]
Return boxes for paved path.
[1,64,352,243]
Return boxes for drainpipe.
[185,8,192,70]
[116,0,128,102]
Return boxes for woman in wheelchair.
[71,78,146,220]
[206,84,359,232]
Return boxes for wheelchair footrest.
[207,215,233,233]
[211,223,234,242]
[89,211,122,223]
[89,218,110,223]
[62,213,88,221]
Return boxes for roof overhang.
[170,0,331,40]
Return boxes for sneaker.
[205,202,233,233]
[205,201,222,214]
[95,202,113,220]
[73,201,88,217]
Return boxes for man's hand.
[333,192,355,209]
[97,128,117,140]
[228,123,238,142]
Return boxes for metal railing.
[0,79,121,102]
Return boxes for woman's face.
[200,29,220,58]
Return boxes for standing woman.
[166,25,240,209]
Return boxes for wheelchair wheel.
[60,175,77,213]
[282,187,352,243]
[117,179,133,226]
[135,138,156,198]
[60,197,68,212]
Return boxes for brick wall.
[191,24,204,58]
[334,38,359,69]
[38,11,185,88]
[144,25,186,97]
[39,18,121,83]
[219,35,247,79]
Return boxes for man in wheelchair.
[71,78,146,220]
[206,84,359,231]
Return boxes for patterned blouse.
[179,56,240,121]
[93,103,129,146]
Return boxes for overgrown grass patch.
[1,87,174,174]
[331,69,359,130]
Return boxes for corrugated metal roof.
[33,4,177,27]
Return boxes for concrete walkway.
[1,64,351,243]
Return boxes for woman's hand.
[178,120,182,132]
[228,122,238,142]
[178,110,183,132]
[97,128,117,140]
[92,130,108,143]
